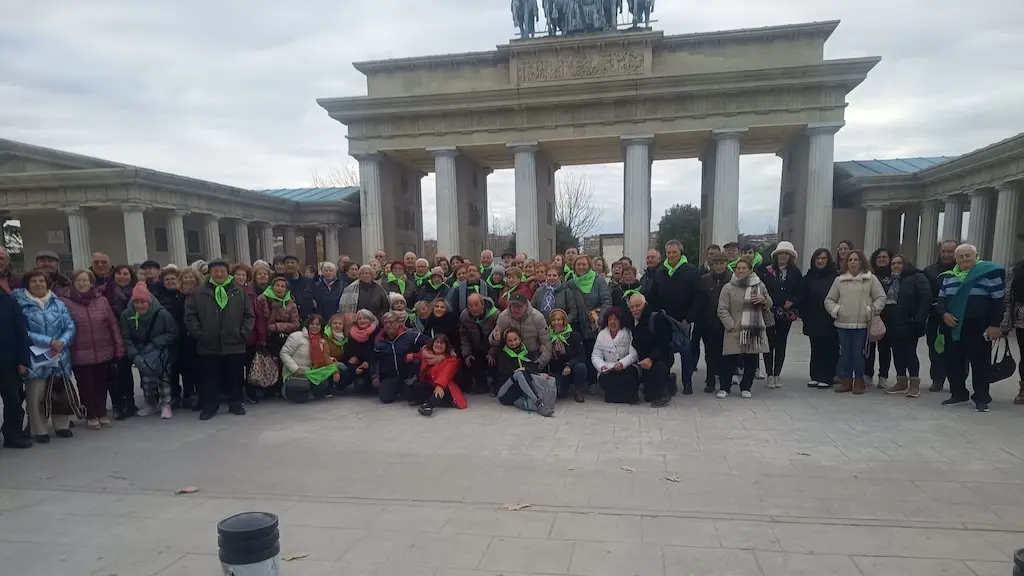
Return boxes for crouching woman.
[120,282,178,418]
[410,334,466,416]
[280,315,343,400]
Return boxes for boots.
[852,377,867,395]
[885,376,909,395]
[1015,382,1024,405]
[834,378,854,393]
[906,377,921,398]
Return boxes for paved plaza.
[1,335,1023,575]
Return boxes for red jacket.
[61,291,125,366]
[415,350,466,409]
[497,283,536,311]
[244,286,267,347]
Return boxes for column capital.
[621,134,654,146]
[426,146,459,158]
[120,204,146,213]
[996,181,1023,194]
[806,122,845,136]
[507,141,539,152]
[711,128,748,141]
[968,187,996,199]
[351,152,381,162]
[61,206,85,215]
[170,209,190,218]
[203,213,221,221]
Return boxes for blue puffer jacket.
[371,328,428,380]
[14,289,75,380]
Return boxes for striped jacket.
[935,264,1005,328]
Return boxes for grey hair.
[359,264,374,274]
[955,243,978,255]
[319,261,337,274]
[416,258,429,267]
[627,293,647,306]
[381,311,402,324]
[665,239,683,251]
[355,309,378,324]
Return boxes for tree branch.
[555,172,604,241]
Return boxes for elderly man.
[645,239,699,394]
[459,292,499,394]
[501,252,515,267]
[690,252,732,393]
[413,258,431,287]
[404,251,418,275]
[448,265,491,317]
[282,255,316,321]
[35,250,71,296]
[563,247,579,279]
[628,294,675,407]
[924,239,958,392]
[374,250,388,267]
[90,252,113,288]
[515,253,528,268]
[0,247,16,295]
[340,264,391,320]
[489,292,551,370]
[371,311,427,404]
[936,244,1005,412]
[640,248,661,292]
[480,250,495,279]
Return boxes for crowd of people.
[0,234,1016,450]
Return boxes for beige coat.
[717,276,774,356]
[824,272,886,329]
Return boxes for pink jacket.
[61,292,125,366]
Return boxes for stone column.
[901,206,920,264]
[622,135,653,266]
[303,229,319,264]
[166,210,188,267]
[323,225,340,264]
[203,215,222,260]
[121,204,149,265]
[233,220,251,265]
[259,223,275,260]
[356,154,385,265]
[710,129,745,246]
[281,226,297,257]
[509,142,540,259]
[699,147,717,254]
[967,189,995,257]
[430,147,460,257]
[63,207,91,270]
[917,201,941,266]
[992,183,1021,268]
[863,205,883,258]
[803,122,844,255]
[942,196,965,242]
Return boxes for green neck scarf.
[663,256,689,277]
[428,279,445,290]
[486,277,505,290]
[550,324,573,344]
[501,286,517,302]
[210,276,234,310]
[574,269,597,294]
[563,264,575,280]
[622,286,641,300]
[502,344,530,368]
[261,285,291,304]
[480,264,491,275]
[131,311,140,329]
[414,272,430,286]
[473,305,498,325]
[387,273,406,295]
[468,283,480,293]
[324,326,347,348]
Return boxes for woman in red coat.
[62,269,125,429]
[411,334,465,416]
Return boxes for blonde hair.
[179,268,203,291]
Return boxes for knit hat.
[131,281,152,303]
[771,241,798,262]
[388,292,406,306]
[430,266,444,278]
[490,264,506,278]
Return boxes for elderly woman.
[531,266,581,324]
[592,307,639,403]
[313,261,344,320]
[417,267,450,307]
[16,269,76,442]
[61,269,124,429]
[568,255,612,384]
[498,266,534,311]
[120,282,178,418]
[824,249,885,395]
[178,268,203,409]
[341,265,391,320]
[258,276,301,397]
[717,256,773,399]
[548,308,587,402]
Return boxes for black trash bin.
[1014,548,1024,575]
[218,511,281,574]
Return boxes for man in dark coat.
[312,262,344,320]
[639,249,661,293]
[643,239,699,394]
[458,293,499,394]
[184,259,256,420]
[627,293,675,407]
[689,252,731,393]
[282,255,316,322]
[0,287,31,449]
[371,312,428,404]
[34,250,71,297]
[923,239,957,392]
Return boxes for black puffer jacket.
[799,264,838,338]
[756,262,802,315]
[689,270,732,335]
[880,269,931,340]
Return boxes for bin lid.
[217,512,279,539]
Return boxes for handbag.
[42,372,87,420]
[989,337,1016,384]
[248,350,280,388]
[868,313,886,343]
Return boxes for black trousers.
[701,329,725,388]
[179,340,200,400]
[199,354,244,413]
[690,322,702,374]
[639,361,672,402]
[865,340,891,378]
[1016,328,1024,380]
[464,354,494,394]
[0,367,24,442]
[583,338,597,383]
[808,331,839,384]
[890,335,921,378]
[722,354,757,392]
[114,357,137,413]
[944,320,993,404]
[763,319,793,377]
[599,368,640,403]
[926,315,946,386]
[378,369,415,404]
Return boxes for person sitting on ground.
[410,334,466,416]
[120,282,178,418]
[592,307,639,404]
[371,311,428,404]
[548,308,588,402]
[495,327,554,417]
[344,309,378,393]
[280,314,343,400]
[628,293,676,407]
[459,293,499,394]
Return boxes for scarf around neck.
[414,272,430,286]
[736,274,767,351]
[308,331,330,368]
[349,321,377,343]
[574,270,597,294]
[324,326,347,348]
[210,276,234,310]
[387,273,406,295]
[550,324,573,344]
[882,273,900,305]
[663,256,689,277]
[503,344,530,368]
[261,285,292,304]
[486,277,505,291]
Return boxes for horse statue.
[627,0,653,28]
[512,0,540,39]
[543,0,568,35]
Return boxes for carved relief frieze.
[516,49,644,84]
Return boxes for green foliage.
[655,204,701,260]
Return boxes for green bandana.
[387,273,406,295]
[210,276,234,310]
[564,264,575,280]
[550,325,573,344]
[324,326,347,349]
[131,312,140,329]
[663,256,689,277]
[622,287,641,300]
[486,277,505,291]
[428,279,445,290]
[261,285,292,304]
[415,272,430,286]
[727,253,762,272]
[473,305,498,325]
[574,269,597,294]
[468,284,480,293]
[502,344,530,368]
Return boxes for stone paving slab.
[0,336,1023,574]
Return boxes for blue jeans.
[556,363,588,397]
[837,328,866,379]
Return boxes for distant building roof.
[252,187,359,203]
[834,157,952,179]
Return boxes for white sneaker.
[741,390,752,399]
[766,376,777,389]
[716,390,729,399]
[136,405,156,417]
[160,406,172,419]
[876,377,887,390]
[816,381,831,389]
[773,377,783,389]
[755,368,766,380]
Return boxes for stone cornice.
[321,58,879,122]
[915,133,1024,182]
[659,20,839,50]
[0,138,125,170]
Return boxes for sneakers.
[86,419,101,430]
[885,376,909,395]
[740,390,752,399]
[716,390,729,399]
[755,368,766,380]
[906,377,921,398]
[418,403,434,416]
[98,417,113,427]
[650,395,670,408]
[816,381,832,389]
[807,380,817,388]
[975,402,990,413]
[160,406,172,419]
[534,399,555,417]
[136,405,156,417]
[1015,382,1024,405]
[852,378,866,395]
[766,376,777,389]
[876,376,888,390]
[941,396,970,406]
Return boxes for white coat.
[591,327,638,371]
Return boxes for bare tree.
[555,172,604,241]
[487,215,515,253]
[311,165,360,187]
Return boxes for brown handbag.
[42,372,87,420]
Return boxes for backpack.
[648,309,690,355]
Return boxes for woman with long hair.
[880,254,931,397]
[409,334,465,416]
[758,242,802,389]
[800,248,839,389]
[825,249,886,394]
[866,248,894,389]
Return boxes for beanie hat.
[490,264,506,277]
[131,281,152,303]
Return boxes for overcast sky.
[2,1,1021,238]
